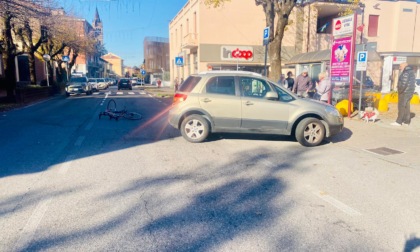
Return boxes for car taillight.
[173,93,188,104]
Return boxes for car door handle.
[202,98,212,103]
[245,101,254,106]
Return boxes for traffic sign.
[263,27,270,45]
[356,51,368,71]
[62,55,69,62]
[141,69,146,76]
[175,57,183,66]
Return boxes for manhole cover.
[365,147,405,156]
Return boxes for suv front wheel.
[295,118,325,147]
[180,115,210,143]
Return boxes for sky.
[57,0,187,67]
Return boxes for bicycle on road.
[99,99,142,121]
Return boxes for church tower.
[93,7,103,45]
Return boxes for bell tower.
[93,7,103,45]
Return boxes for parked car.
[168,71,344,147]
[96,78,108,90]
[88,78,98,91]
[130,78,139,85]
[118,78,132,90]
[66,76,92,96]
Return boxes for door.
[199,76,241,130]
[240,77,292,133]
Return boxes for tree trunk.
[2,15,18,101]
[3,55,17,101]
[268,37,282,82]
[28,51,37,84]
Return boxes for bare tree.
[0,0,53,100]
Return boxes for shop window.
[368,15,379,37]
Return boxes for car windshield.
[70,77,86,82]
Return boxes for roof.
[102,53,122,59]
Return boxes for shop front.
[199,44,267,75]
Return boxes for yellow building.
[102,53,124,77]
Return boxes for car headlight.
[325,105,341,117]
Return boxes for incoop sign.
[221,46,254,61]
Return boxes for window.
[240,77,270,98]
[368,15,379,37]
[273,84,294,102]
[206,76,236,95]
[179,76,201,92]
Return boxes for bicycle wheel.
[123,112,142,120]
[107,99,117,112]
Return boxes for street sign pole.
[263,27,269,77]
[264,44,268,77]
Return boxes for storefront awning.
[285,48,382,65]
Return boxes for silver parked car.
[66,76,92,96]
[168,71,344,147]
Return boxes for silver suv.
[168,71,344,147]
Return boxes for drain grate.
[365,147,405,156]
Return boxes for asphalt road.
[0,86,419,251]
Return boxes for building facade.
[169,0,270,84]
[170,0,420,92]
[102,53,123,77]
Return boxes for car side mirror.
[265,91,278,100]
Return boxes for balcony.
[182,33,198,49]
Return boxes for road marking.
[117,92,123,95]
[58,155,75,175]
[313,191,361,216]
[74,136,85,147]
[14,198,52,251]
[128,92,135,95]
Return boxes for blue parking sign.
[263,27,270,40]
[358,51,367,62]
[141,70,146,76]
[356,51,368,71]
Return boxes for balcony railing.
[182,33,198,49]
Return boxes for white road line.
[117,92,123,95]
[74,136,85,147]
[139,91,146,95]
[313,191,362,216]
[58,155,75,175]
[148,94,153,97]
[14,198,52,251]
[128,92,135,95]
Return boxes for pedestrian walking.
[277,74,287,88]
[174,77,179,91]
[292,67,312,97]
[391,62,416,126]
[314,72,331,103]
[285,71,294,91]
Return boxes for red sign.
[221,46,254,61]
[231,49,253,60]
[335,20,342,30]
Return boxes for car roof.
[196,70,263,77]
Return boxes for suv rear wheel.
[180,115,209,143]
[295,118,325,147]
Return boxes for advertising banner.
[332,15,355,37]
[330,36,353,83]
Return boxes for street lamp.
[43,54,51,87]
